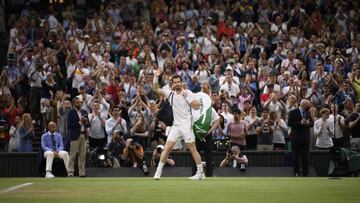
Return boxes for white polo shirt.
[164,89,197,126]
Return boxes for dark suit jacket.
[67,108,90,141]
[288,108,314,144]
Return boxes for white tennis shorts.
[166,124,195,143]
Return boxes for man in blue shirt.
[41,122,69,178]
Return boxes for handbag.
[157,92,174,126]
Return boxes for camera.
[262,124,270,133]
[142,161,149,176]
[129,140,141,151]
[239,163,246,172]
[89,147,110,167]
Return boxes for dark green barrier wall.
[0,151,331,177]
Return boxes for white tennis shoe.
[189,171,205,180]
[153,170,162,180]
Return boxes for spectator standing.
[244,107,260,150]
[288,99,313,177]
[256,109,275,151]
[8,116,20,152]
[314,108,334,150]
[76,85,92,113]
[28,62,44,124]
[67,97,90,177]
[130,112,149,149]
[88,101,107,149]
[220,102,234,129]
[328,105,345,148]
[17,113,34,152]
[346,102,360,151]
[228,111,247,150]
[105,106,128,145]
[271,111,288,150]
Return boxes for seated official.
[41,122,69,178]
[220,145,248,172]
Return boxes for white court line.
[0,182,33,195]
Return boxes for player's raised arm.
[152,69,165,97]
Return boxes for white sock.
[157,162,165,171]
[196,164,203,173]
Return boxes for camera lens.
[240,163,246,172]
[142,161,149,176]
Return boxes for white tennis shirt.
[164,89,197,126]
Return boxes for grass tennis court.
[0,177,359,203]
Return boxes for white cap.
[226,65,233,71]
[240,22,247,29]
[188,33,195,38]
[156,145,164,150]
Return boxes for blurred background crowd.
[0,0,359,168]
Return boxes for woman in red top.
[3,97,22,145]
[3,97,22,127]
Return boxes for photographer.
[123,138,144,168]
[220,145,248,172]
[106,130,127,168]
[150,145,175,168]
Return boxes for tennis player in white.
[153,73,205,180]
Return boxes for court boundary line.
[0,182,33,195]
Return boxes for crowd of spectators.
[0,0,360,169]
